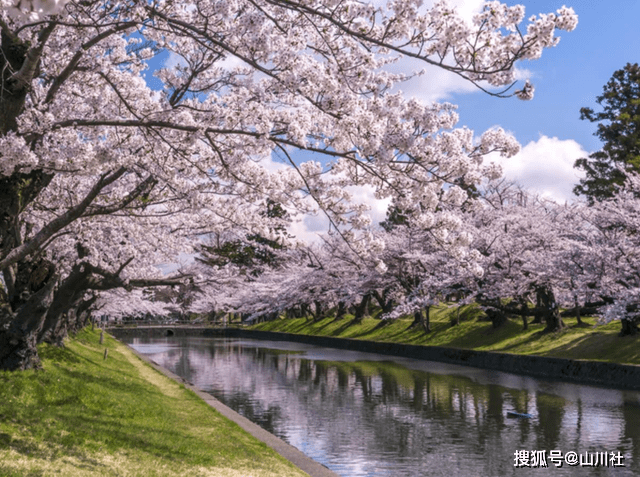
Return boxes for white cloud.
[287,184,391,244]
[487,135,588,203]
[373,0,485,23]
[381,0,539,104]
[390,60,479,103]
[345,183,392,226]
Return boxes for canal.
[124,336,640,476]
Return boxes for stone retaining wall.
[108,327,640,390]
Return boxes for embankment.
[109,327,640,390]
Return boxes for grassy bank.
[0,328,308,477]
[251,305,640,365]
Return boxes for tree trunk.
[574,295,583,326]
[538,285,565,333]
[411,309,422,328]
[352,294,371,323]
[312,300,324,322]
[0,276,57,370]
[334,301,347,321]
[410,307,431,332]
[483,298,508,328]
[372,289,394,316]
[620,318,639,336]
[531,292,544,324]
[486,307,508,328]
[520,299,528,331]
[423,306,431,333]
[38,262,94,345]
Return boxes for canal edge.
[108,327,640,391]
[117,335,340,477]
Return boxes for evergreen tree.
[197,200,289,275]
[574,63,640,203]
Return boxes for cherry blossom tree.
[0,0,577,369]
[581,174,640,335]
[464,181,574,331]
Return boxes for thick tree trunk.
[352,294,371,323]
[312,300,324,322]
[0,276,57,370]
[486,306,508,328]
[39,263,92,345]
[334,301,347,321]
[70,295,98,335]
[620,318,639,336]
[372,289,394,316]
[538,285,565,333]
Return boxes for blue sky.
[440,0,640,201]
[288,0,640,205]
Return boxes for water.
[125,336,640,476]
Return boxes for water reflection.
[127,337,640,476]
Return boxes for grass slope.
[251,305,640,365]
[0,328,308,477]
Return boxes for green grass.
[251,305,640,365]
[0,328,308,477]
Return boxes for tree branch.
[0,167,126,272]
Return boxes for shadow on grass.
[534,332,640,363]
[328,320,358,337]
[38,344,82,364]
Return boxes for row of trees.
[0,0,595,371]
[187,61,640,335]
[187,172,640,337]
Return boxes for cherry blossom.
[0,0,578,369]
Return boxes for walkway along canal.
[113,330,640,477]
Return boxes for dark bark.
[423,306,431,332]
[352,293,371,323]
[312,300,325,322]
[485,304,508,328]
[411,309,421,327]
[477,296,508,328]
[620,318,640,336]
[371,289,394,315]
[0,255,184,370]
[537,285,566,333]
[0,273,57,370]
[0,29,30,135]
[334,301,347,321]
[520,299,528,331]
[410,306,431,332]
[38,263,92,345]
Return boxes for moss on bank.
[0,328,308,477]
[250,305,640,365]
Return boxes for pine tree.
[574,63,640,203]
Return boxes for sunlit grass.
[0,328,308,477]
[251,304,640,365]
